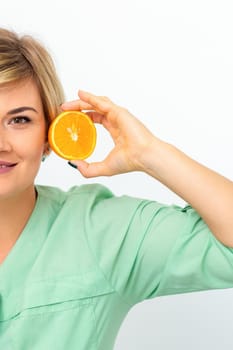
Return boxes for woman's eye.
[10,116,31,124]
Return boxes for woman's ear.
[42,142,51,161]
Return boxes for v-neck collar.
[0,186,45,287]
[0,186,57,321]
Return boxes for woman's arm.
[143,138,233,247]
[61,91,233,247]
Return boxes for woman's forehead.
[0,79,41,100]
[0,79,43,114]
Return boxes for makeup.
[68,161,77,169]
[0,161,17,174]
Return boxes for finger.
[70,159,114,178]
[85,111,117,137]
[61,100,93,111]
[85,111,105,125]
[78,90,115,114]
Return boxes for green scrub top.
[0,184,233,349]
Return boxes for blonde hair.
[0,27,65,126]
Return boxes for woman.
[0,27,233,349]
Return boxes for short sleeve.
[83,185,233,306]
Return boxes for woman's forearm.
[141,138,233,247]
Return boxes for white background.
[1,1,233,348]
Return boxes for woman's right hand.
[61,90,160,178]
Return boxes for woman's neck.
[0,186,37,263]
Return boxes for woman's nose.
[0,129,12,152]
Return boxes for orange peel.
[48,111,96,160]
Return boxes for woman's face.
[0,79,47,200]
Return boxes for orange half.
[48,111,96,160]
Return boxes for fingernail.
[68,161,77,169]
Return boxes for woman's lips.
[0,161,17,173]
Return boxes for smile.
[0,162,17,172]
[0,164,16,168]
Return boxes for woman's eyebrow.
[6,106,38,115]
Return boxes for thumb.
[68,160,113,178]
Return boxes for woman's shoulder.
[35,183,115,205]
[35,183,146,220]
